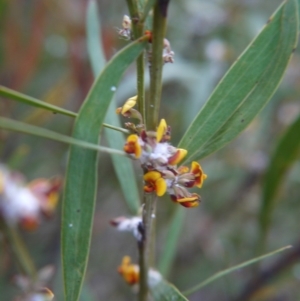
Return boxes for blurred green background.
[1,0,300,300]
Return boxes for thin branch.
[146,0,169,130]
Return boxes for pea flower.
[0,165,61,230]
[143,171,167,197]
[118,256,139,285]
[117,15,132,40]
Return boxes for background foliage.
[1,0,300,300]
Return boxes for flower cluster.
[0,165,61,230]
[117,97,207,208]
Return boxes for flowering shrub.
[0,0,299,300]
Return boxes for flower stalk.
[126,0,146,122]
[146,1,168,130]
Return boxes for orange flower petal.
[180,200,200,208]
[144,185,155,193]
[20,216,39,231]
[124,135,141,158]
[191,161,207,188]
[118,256,139,285]
[177,193,201,208]
[168,148,187,165]
[156,119,167,143]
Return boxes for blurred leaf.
[158,207,185,277]
[298,0,300,30]
[183,245,291,296]
[86,0,140,213]
[24,77,73,125]
[179,0,298,162]
[0,85,77,118]
[260,114,300,238]
[0,117,125,156]
[143,0,156,21]
[148,271,188,301]
[62,37,147,301]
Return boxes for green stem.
[138,193,157,301]
[0,220,37,279]
[125,0,146,121]
[146,1,167,130]
[0,85,128,134]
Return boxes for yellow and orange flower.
[28,177,62,217]
[190,161,207,188]
[143,171,167,197]
[118,256,139,285]
[124,134,142,158]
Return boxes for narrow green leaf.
[0,85,77,118]
[0,117,126,156]
[62,37,147,301]
[0,85,128,134]
[158,208,185,277]
[86,0,140,213]
[183,245,291,296]
[179,0,298,162]
[260,114,300,238]
[148,271,189,301]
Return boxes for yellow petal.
[116,107,122,114]
[121,95,137,114]
[143,171,161,182]
[156,119,167,142]
[155,177,167,196]
[168,148,187,165]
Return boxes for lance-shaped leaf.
[148,270,188,301]
[86,0,140,214]
[260,114,300,239]
[0,85,77,118]
[0,117,126,156]
[179,0,298,162]
[62,38,147,301]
